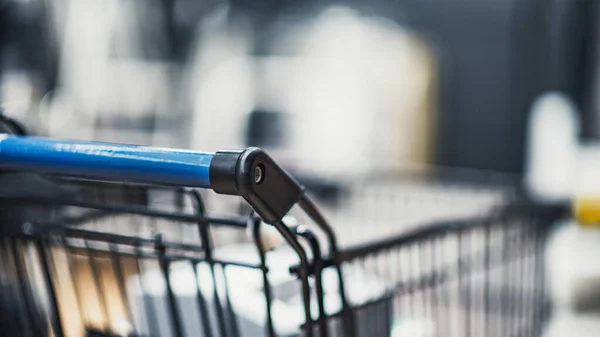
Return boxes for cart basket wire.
[0,132,567,337]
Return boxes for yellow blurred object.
[574,197,600,226]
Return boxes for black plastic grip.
[209,148,303,224]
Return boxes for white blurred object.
[574,144,600,197]
[187,5,255,153]
[545,221,600,310]
[391,318,435,337]
[544,311,600,337]
[188,6,436,174]
[526,91,600,201]
[0,71,36,122]
[44,0,180,144]
[279,7,436,175]
[526,92,580,202]
[542,153,600,337]
[545,221,600,337]
[115,319,134,337]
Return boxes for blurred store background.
[0,0,599,185]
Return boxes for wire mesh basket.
[0,132,567,337]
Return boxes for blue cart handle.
[0,135,303,223]
[0,134,215,187]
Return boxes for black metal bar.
[379,249,392,336]
[60,242,260,269]
[514,224,524,336]
[220,265,240,337]
[521,222,531,337]
[502,223,512,335]
[532,220,546,336]
[458,230,470,337]
[35,239,65,337]
[251,218,275,337]
[484,223,491,337]
[54,227,205,251]
[525,217,536,337]
[395,248,403,322]
[385,292,393,337]
[432,236,440,331]
[62,238,88,329]
[419,241,428,320]
[178,191,215,337]
[493,225,502,336]
[4,197,248,228]
[2,240,30,335]
[108,243,137,333]
[509,222,520,336]
[335,217,487,263]
[321,218,550,272]
[134,245,160,336]
[272,218,314,337]
[491,226,501,337]
[84,240,111,334]
[0,241,9,334]
[441,234,451,335]
[9,239,44,336]
[156,234,184,337]
[198,213,227,337]
[208,265,228,337]
[331,204,562,265]
[53,228,156,247]
[294,225,327,337]
[192,261,215,337]
[191,193,228,337]
[373,283,380,337]
[407,244,415,314]
[298,195,354,337]
[35,210,108,231]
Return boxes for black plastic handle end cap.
[209,150,243,195]
[209,148,303,224]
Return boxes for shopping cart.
[0,127,567,337]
